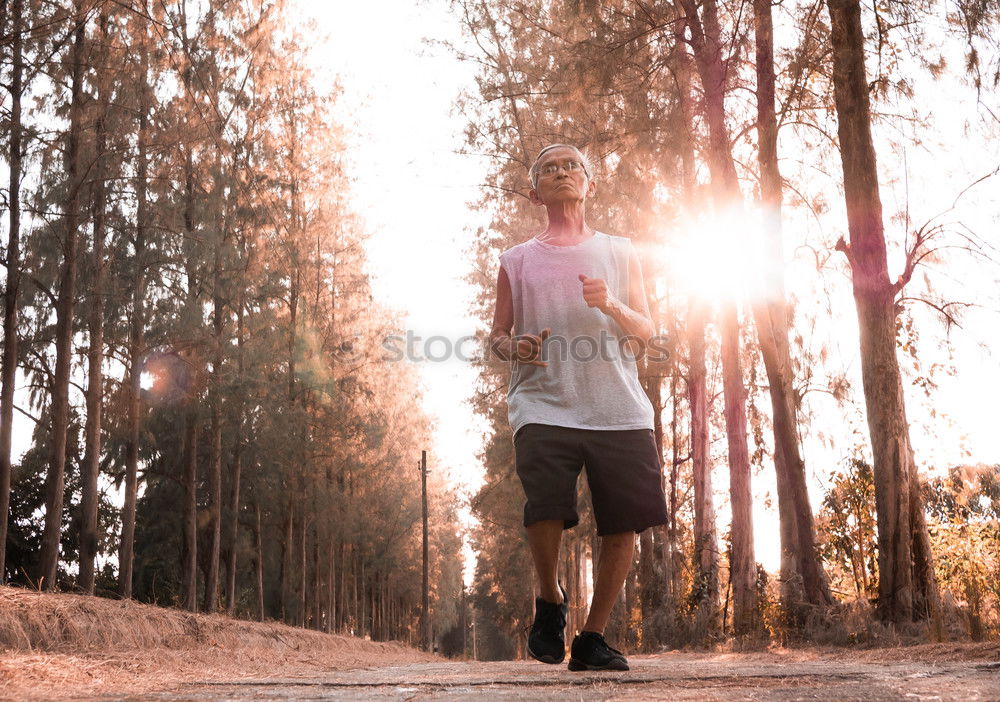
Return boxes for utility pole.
[420,450,430,651]
[460,588,467,659]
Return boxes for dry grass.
[0,586,437,700]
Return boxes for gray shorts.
[512,422,668,536]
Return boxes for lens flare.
[141,350,196,404]
[663,205,768,307]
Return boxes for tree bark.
[687,299,720,638]
[753,0,833,617]
[693,1,760,622]
[637,268,669,649]
[673,5,721,641]
[666,372,681,609]
[720,306,758,637]
[225,299,244,615]
[204,144,226,613]
[0,0,25,585]
[254,497,264,621]
[280,499,293,622]
[326,540,335,633]
[299,515,307,626]
[80,7,112,595]
[182,405,199,611]
[825,0,939,624]
[41,1,87,590]
[119,29,151,598]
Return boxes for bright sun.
[657,205,769,306]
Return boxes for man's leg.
[526,519,565,603]
[582,531,634,633]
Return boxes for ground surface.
[4,588,1000,701]
[91,650,1000,701]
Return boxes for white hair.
[529,143,594,189]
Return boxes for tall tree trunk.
[181,175,200,612]
[0,0,25,585]
[80,8,112,595]
[254,496,264,621]
[205,381,221,611]
[280,499,293,622]
[638,269,669,649]
[753,0,833,617]
[299,515,307,626]
[176,6,203,615]
[673,4,721,641]
[692,0,762,623]
[326,540,335,633]
[313,535,321,629]
[664,372,682,640]
[119,35,151,599]
[721,308,758,637]
[825,0,939,624]
[225,299,244,615]
[687,300,720,638]
[41,1,87,590]
[204,144,226,613]
[118,45,150,598]
[182,407,199,611]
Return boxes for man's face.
[529,146,595,207]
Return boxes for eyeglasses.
[537,160,587,178]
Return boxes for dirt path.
[109,654,1000,701]
[4,589,999,700]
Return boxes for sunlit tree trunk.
[41,0,87,590]
[638,293,670,648]
[673,9,721,639]
[825,0,939,624]
[0,0,25,585]
[721,310,758,637]
[689,0,760,630]
[753,0,833,617]
[666,373,681,609]
[687,299,721,637]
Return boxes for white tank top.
[499,231,655,437]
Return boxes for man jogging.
[489,143,668,671]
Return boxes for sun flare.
[661,206,769,307]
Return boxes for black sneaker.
[527,584,568,664]
[567,630,629,671]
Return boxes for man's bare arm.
[489,267,516,361]
[490,266,549,366]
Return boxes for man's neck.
[541,205,591,243]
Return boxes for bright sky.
[292,0,492,581]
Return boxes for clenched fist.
[511,327,551,367]
[579,273,613,314]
